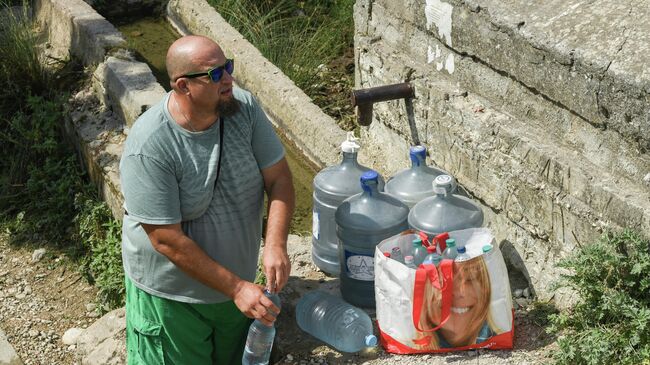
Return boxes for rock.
[31,249,46,263]
[62,328,83,345]
[85,303,97,312]
[0,328,23,365]
[514,288,524,298]
[286,354,294,361]
[76,307,126,365]
[28,330,38,338]
[523,287,531,298]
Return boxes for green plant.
[548,230,650,365]
[208,0,356,129]
[0,1,53,112]
[75,194,125,311]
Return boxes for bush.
[548,230,650,365]
[75,195,125,311]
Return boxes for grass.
[0,1,125,311]
[208,0,356,130]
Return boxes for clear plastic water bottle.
[385,145,450,208]
[336,170,409,308]
[404,255,418,269]
[391,247,404,263]
[412,238,428,266]
[312,133,385,275]
[242,290,281,365]
[455,245,471,262]
[408,175,484,238]
[423,245,443,266]
[296,291,378,353]
[442,238,458,260]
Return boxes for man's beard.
[217,96,240,117]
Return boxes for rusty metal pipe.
[351,82,414,126]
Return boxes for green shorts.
[125,277,252,365]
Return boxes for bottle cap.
[432,174,456,195]
[383,252,391,257]
[412,238,423,247]
[341,132,360,153]
[482,244,493,253]
[409,145,426,166]
[426,246,436,253]
[457,246,466,254]
[446,238,456,247]
[365,334,378,347]
[404,255,414,263]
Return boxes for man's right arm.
[141,223,279,325]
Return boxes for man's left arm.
[261,157,295,293]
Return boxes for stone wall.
[354,0,650,302]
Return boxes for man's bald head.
[166,35,224,86]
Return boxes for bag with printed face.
[374,228,514,353]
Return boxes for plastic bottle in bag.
[404,255,418,269]
[391,247,404,263]
[455,245,471,262]
[312,132,384,275]
[296,291,377,353]
[408,175,483,238]
[242,290,281,365]
[412,238,428,266]
[336,170,409,307]
[385,145,450,208]
[423,245,442,266]
[442,238,458,260]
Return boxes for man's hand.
[232,280,280,326]
[262,244,290,293]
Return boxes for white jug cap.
[341,132,360,153]
[432,174,456,194]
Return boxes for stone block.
[0,328,22,365]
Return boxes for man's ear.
[175,78,190,94]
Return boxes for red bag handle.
[412,259,454,332]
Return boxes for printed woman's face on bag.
[418,257,493,349]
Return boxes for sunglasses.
[180,59,234,83]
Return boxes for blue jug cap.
[360,170,379,194]
[457,246,466,253]
[365,334,378,347]
[409,145,426,166]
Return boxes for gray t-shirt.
[120,87,284,303]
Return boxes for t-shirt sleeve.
[120,154,182,225]
[249,96,285,169]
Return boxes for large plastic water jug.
[408,174,483,239]
[296,290,377,353]
[335,170,409,308]
[385,145,450,208]
[312,133,384,276]
[242,291,281,365]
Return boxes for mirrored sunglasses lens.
[225,60,234,75]
[209,68,224,82]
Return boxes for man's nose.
[221,70,234,84]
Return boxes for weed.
[548,230,650,365]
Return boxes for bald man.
[119,35,294,364]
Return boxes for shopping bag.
[374,227,514,353]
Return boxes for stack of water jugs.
[294,133,485,355]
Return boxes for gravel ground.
[0,232,558,365]
[0,235,98,365]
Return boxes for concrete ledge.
[166,0,347,169]
[67,88,126,221]
[94,54,166,127]
[34,0,125,65]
